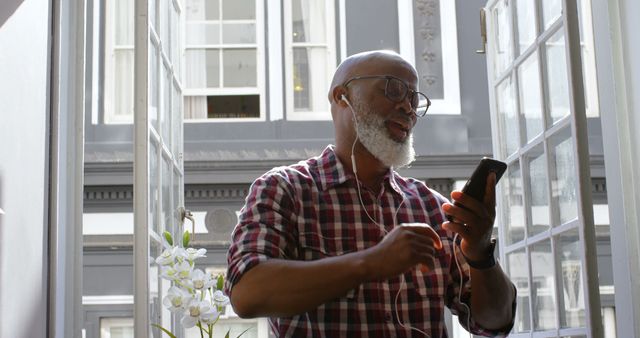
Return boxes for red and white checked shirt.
[226,146,514,337]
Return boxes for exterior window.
[183,0,264,120]
[284,0,336,120]
[103,0,135,123]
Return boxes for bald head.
[328,50,417,103]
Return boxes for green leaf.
[183,230,191,247]
[235,327,252,338]
[225,329,231,338]
[151,324,178,338]
[217,274,224,291]
[163,231,173,246]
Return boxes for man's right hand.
[362,223,442,280]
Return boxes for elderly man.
[225,50,516,337]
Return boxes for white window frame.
[182,0,266,123]
[283,0,337,121]
[397,0,461,115]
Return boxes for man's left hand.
[441,172,497,261]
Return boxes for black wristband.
[461,238,497,270]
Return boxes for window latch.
[476,8,487,54]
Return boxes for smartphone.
[447,157,507,221]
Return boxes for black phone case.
[446,158,507,222]
[461,157,507,202]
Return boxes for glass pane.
[507,249,531,332]
[162,158,171,234]
[493,0,514,75]
[292,47,330,113]
[550,127,578,225]
[542,0,562,30]
[186,23,220,45]
[292,0,326,43]
[545,30,570,124]
[185,49,220,88]
[150,44,159,130]
[518,52,544,142]
[516,0,536,54]
[173,167,181,239]
[114,50,134,118]
[100,318,134,338]
[222,0,255,20]
[223,49,257,87]
[172,9,181,79]
[115,0,134,45]
[496,76,519,157]
[186,0,219,21]
[525,144,550,236]
[206,95,260,118]
[160,0,169,48]
[150,141,159,234]
[557,228,586,328]
[149,238,162,337]
[222,23,256,44]
[172,84,182,157]
[503,161,525,244]
[162,65,171,144]
[150,0,158,32]
[531,240,557,330]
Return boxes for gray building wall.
[0,0,50,337]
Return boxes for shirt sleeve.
[445,236,517,337]
[225,170,298,296]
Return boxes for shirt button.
[385,312,392,322]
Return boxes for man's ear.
[331,86,349,106]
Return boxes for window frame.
[283,0,337,121]
[182,0,266,122]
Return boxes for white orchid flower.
[189,269,215,291]
[212,290,230,307]
[185,248,207,261]
[161,260,191,281]
[163,286,192,312]
[155,248,175,266]
[180,300,217,328]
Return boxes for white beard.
[352,101,416,169]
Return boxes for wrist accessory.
[461,238,497,270]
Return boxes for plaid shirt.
[226,146,514,337]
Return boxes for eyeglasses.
[342,75,432,117]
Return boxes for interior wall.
[0,0,50,337]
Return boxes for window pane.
[503,161,525,245]
[185,49,220,88]
[525,144,550,236]
[292,47,330,113]
[172,8,181,79]
[186,23,220,45]
[207,95,260,118]
[546,30,570,124]
[162,65,171,145]
[550,127,578,225]
[292,0,326,43]
[518,52,544,142]
[516,0,536,54]
[160,0,170,48]
[507,249,531,333]
[100,318,134,338]
[531,240,557,330]
[162,158,171,235]
[496,76,519,157]
[172,84,182,157]
[493,0,514,75]
[222,23,256,44]
[223,49,257,87]
[150,0,158,31]
[222,0,255,20]
[150,141,159,234]
[557,228,587,328]
[150,44,159,130]
[114,50,134,118]
[115,0,134,45]
[186,0,219,21]
[542,0,562,30]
